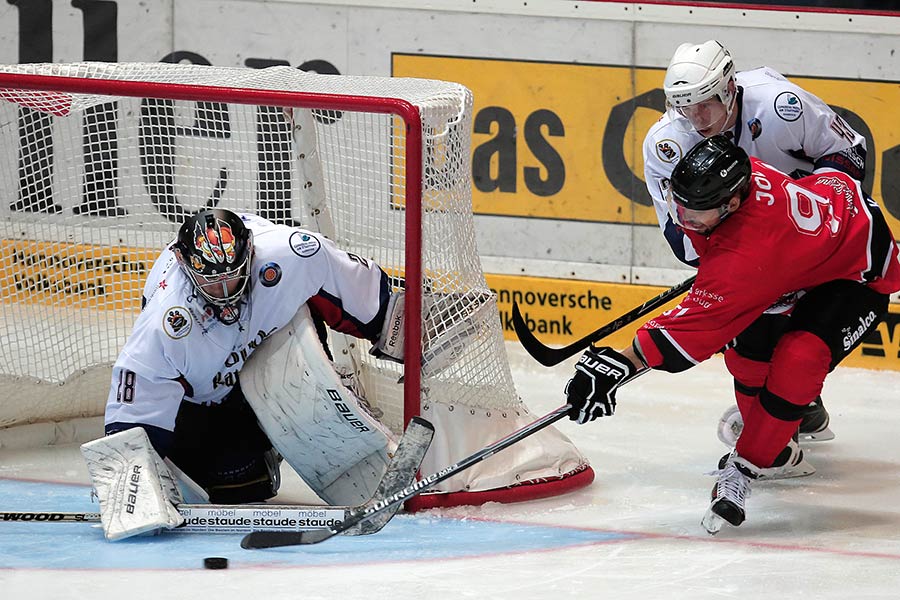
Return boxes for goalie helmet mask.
[174,209,253,310]
[667,135,750,233]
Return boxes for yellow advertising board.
[0,240,153,310]
[488,274,900,372]
[4,238,897,371]
[393,54,900,233]
[397,52,900,372]
[487,274,684,354]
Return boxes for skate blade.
[799,426,835,442]
[701,508,725,535]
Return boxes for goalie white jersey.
[644,66,866,265]
[104,213,390,452]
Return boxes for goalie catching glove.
[566,346,647,424]
[370,290,491,377]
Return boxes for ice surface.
[2,344,900,599]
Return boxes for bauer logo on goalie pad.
[289,232,321,258]
[163,307,192,339]
[126,465,142,514]
[327,389,371,433]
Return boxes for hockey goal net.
[0,62,592,508]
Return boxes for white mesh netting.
[0,62,589,500]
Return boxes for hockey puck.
[203,557,229,570]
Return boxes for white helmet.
[664,40,736,108]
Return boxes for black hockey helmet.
[173,208,253,307]
[669,134,751,211]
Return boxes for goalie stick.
[512,275,696,367]
[2,416,434,537]
[240,404,572,549]
[0,504,351,534]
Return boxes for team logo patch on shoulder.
[774,91,803,122]
[289,231,321,258]
[259,262,282,287]
[747,118,763,140]
[655,139,682,164]
[163,307,192,339]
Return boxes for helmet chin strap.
[720,102,738,136]
[205,296,244,325]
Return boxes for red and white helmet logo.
[193,219,237,266]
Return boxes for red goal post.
[0,62,593,508]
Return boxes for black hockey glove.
[565,346,640,424]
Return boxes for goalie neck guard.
[173,209,253,309]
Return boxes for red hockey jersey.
[636,159,900,372]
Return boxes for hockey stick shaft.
[0,503,353,533]
[2,417,435,537]
[512,275,696,366]
[0,511,100,523]
[241,404,571,549]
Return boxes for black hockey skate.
[702,453,752,534]
[716,434,815,480]
[799,397,833,442]
[704,437,815,534]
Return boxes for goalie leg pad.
[80,427,184,541]
[241,304,397,506]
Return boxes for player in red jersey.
[563,135,900,533]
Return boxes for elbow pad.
[813,144,866,181]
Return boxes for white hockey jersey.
[643,67,866,265]
[104,213,390,451]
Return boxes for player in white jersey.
[642,41,867,450]
[645,41,866,266]
[112,211,390,416]
[80,208,434,540]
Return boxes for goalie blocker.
[369,289,492,378]
[81,427,186,541]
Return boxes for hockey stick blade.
[512,275,696,367]
[241,415,435,549]
[241,405,571,549]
